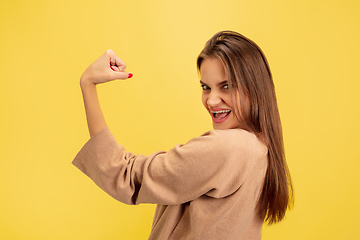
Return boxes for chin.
[213,121,241,130]
[213,123,231,130]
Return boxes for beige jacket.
[73,126,268,240]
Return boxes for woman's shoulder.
[203,128,265,146]
[184,128,267,157]
[202,128,257,139]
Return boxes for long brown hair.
[197,31,293,224]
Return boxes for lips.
[210,108,231,123]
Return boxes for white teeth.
[210,110,231,114]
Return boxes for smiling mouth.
[210,110,231,119]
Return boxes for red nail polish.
[110,66,115,71]
[128,73,133,78]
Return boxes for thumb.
[111,71,133,80]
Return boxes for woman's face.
[200,58,242,130]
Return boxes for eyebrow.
[200,80,229,86]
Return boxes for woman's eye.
[223,84,229,90]
[201,85,210,90]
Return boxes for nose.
[207,90,222,108]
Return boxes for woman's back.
[73,127,267,239]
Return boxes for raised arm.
[79,49,133,137]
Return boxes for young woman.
[73,30,293,240]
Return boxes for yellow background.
[1,0,359,239]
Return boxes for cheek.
[222,93,233,108]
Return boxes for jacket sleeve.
[72,126,265,205]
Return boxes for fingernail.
[110,66,115,71]
[128,73,133,78]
